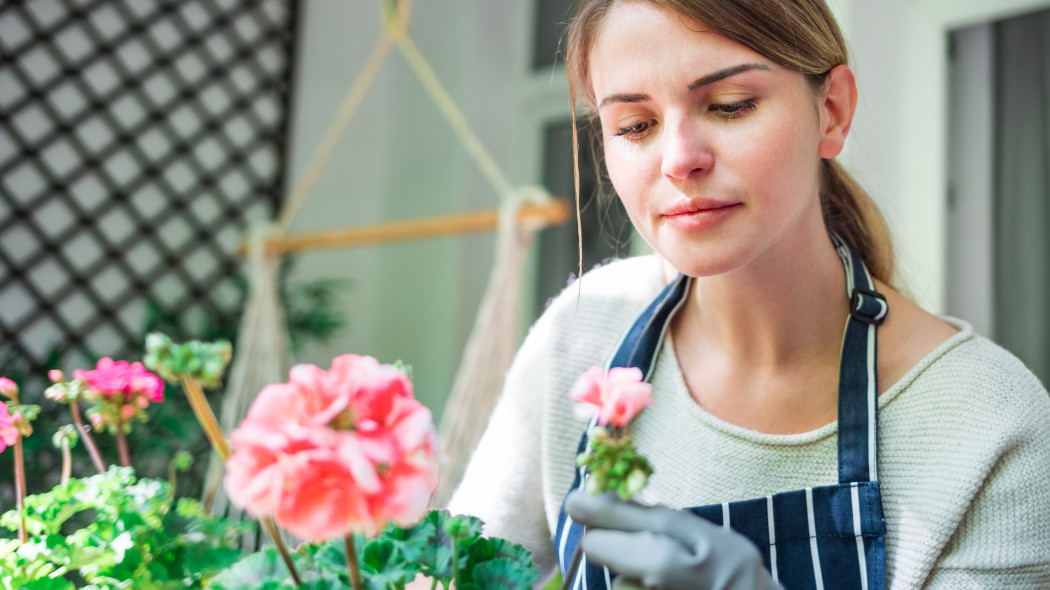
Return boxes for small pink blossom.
[225,354,440,541]
[74,358,165,403]
[90,413,106,428]
[48,370,65,383]
[0,402,18,452]
[570,366,653,427]
[0,377,17,400]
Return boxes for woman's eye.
[612,119,656,138]
[710,99,757,119]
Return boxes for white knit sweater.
[449,255,1050,589]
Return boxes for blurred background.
[1,0,1048,490]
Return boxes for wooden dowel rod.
[241,199,571,256]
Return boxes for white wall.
[840,0,1050,311]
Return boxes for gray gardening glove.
[566,490,783,590]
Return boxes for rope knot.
[381,0,411,40]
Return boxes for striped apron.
[553,237,889,589]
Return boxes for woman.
[449,0,1050,588]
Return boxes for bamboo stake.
[239,199,571,257]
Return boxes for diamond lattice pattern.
[0,0,298,377]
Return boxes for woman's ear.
[817,65,858,159]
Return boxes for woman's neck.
[667,217,854,433]
[674,224,850,371]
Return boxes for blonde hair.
[565,0,895,283]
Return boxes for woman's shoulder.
[536,254,667,334]
[885,318,1048,418]
[898,321,1045,400]
[545,254,666,308]
[880,317,1050,488]
[880,322,1050,586]
[513,255,668,398]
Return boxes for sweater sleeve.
[915,344,1050,588]
[447,291,562,582]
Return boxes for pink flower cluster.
[74,358,165,404]
[225,354,440,541]
[0,402,18,454]
[570,366,653,427]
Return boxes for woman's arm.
[446,297,563,582]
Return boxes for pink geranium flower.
[74,358,165,403]
[225,354,440,541]
[570,366,653,427]
[0,402,19,453]
[226,423,381,539]
[0,377,17,399]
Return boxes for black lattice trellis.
[0,0,299,379]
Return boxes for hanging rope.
[277,36,393,233]
[393,34,513,199]
[277,0,513,232]
[276,2,411,233]
[213,0,568,517]
[433,187,551,506]
[204,223,294,550]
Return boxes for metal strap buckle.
[850,287,888,326]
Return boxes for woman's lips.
[660,199,740,231]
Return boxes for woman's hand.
[566,490,782,590]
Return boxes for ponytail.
[820,159,895,284]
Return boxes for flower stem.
[452,534,462,590]
[69,401,106,473]
[178,376,231,460]
[179,377,301,585]
[177,376,299,584]
[115,420,131,467]
[13,434,26,543]
[560,543,583,590]
[261,516,301,586]
[344,534,364,590]
[60,439,71,485]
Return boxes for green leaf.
[205,547,297,589]
[376,518,437,571]
[361,539,415,589]
[390,511,458,580]
[19,578,77,590]
[206,546,343,590]
[471,557,540,589]
[304,537,348,572]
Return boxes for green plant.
[206,511,539,590]
[2,334,541,590]
[0,466,247,589]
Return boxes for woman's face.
[589,1,834,277]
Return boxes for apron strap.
[604,273,692,377]
[833,235,887,484]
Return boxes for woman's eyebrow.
[598,63,771,109]
[688,63,770,90]
[599,92,649,109]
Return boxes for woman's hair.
[565,0,895,284]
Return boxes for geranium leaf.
[20,578,77,590]
[205,547,295,588]
[360,539,416,589]
[377,519,433,564]
[205,547,342,590]
[471,556,540,590]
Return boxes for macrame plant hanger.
[202,0,571,538]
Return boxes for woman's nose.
[660,118,713,180]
